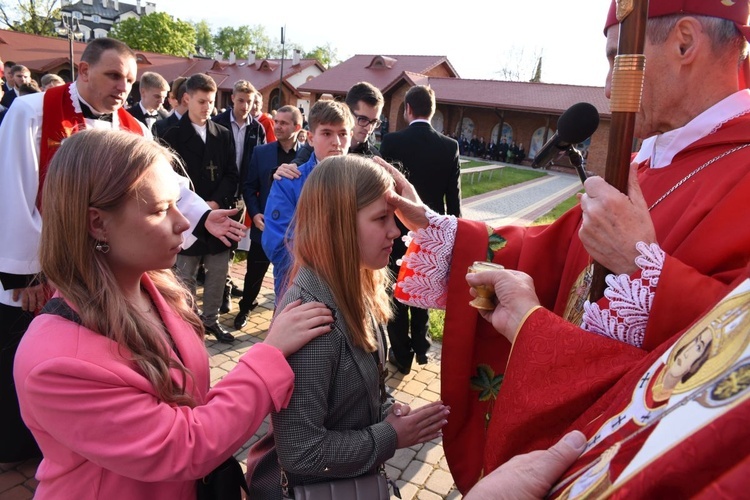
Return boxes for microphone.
[531,102,600,172]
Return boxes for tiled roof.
[427,77,611,117]
[298,54,458,95]
[0,29,323,94]
[63,0,137,17]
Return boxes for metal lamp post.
[277,26,285,109]
[57,14,82,80]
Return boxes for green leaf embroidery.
[470,364,504,402]
[486,226,507,261]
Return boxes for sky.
[155,0,613,88]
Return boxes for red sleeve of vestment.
[483,307,645,472]
[441,209,585,492]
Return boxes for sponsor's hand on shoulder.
[273,163,301,181]
[264,300,333,357]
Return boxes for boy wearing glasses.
[282,82,384,168]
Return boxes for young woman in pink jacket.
[13,129,332,499]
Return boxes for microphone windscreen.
[557,102,600,144]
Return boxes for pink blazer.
[14,275,293,499]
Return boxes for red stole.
[37,83,143,210]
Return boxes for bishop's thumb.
[627,161,648,210]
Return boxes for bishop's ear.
[673,17,702,63]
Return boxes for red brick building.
[0,29,324,115]
[299,54,612,176]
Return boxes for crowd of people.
[455,135,526,164]
[2,0,750,498]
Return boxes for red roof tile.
[298,54,459,95]
[427,77,611,117]
[0,29,324,93]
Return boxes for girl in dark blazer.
[247,155,449,497]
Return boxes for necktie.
[79,101,113,122]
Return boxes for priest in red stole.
[388,1,750,492]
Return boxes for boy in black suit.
[160,73,239,343]
[380,85,462,373]
[127,72,169,132]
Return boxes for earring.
[95,240,110,254]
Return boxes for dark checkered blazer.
[246,267,397,498]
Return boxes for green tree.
[304,43,338,69]
[193,20,215,56]
[215,24,271,59]
[0,0,59,36]
[110,12,195,57]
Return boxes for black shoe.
[220,286,232,314]
[416,352,429,365]
[388,348,411,375]
[234,300,259,330]
[229,282,244,298]
[234,310,249,330]
[205,323,235,343]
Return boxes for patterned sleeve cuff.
[581,242,665,348]
[394,210,458,310]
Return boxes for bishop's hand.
[578,162,656,275]
[466,269,540,344]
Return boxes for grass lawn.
[461,166,546,199]
[459,159,489,169]
[533,192,583,225]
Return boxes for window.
[91,14,101,23]
[72,11,82,20]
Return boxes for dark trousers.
[0,303,41,462]
[239,241,270,313]
[386,298,430,367]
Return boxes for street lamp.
[277,26,285,109]
[57,14,83,80]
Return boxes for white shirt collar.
[635,90,750,168]
[230,110,250,127]
[139,101,154,116]
[191,121,207,143]
[410,118,431,125]
[69,81,120,129]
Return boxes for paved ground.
[0,167,579,499]
[462,166,582,227]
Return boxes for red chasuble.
[440,112,750,492]
[495,275,750,499]
[37,83,143,210]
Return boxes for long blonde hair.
[291,155,393,352]
[40,129,203,407]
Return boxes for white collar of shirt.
[634,89,750,169]
[230,110,250,128]
[69,81,120,129]
[139,101,155,116]
[409,118,431,125]
[191,121,207,143]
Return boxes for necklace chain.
[648,143,750,211]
